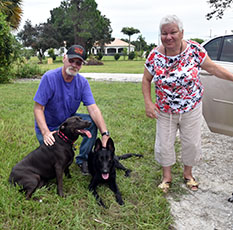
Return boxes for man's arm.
[34,102,56,146]
[87,104,109,146]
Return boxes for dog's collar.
[58,131,74,145]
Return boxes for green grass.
[0,81,185,229]
[29,56,145,74]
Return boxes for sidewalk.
[81,72,143,82]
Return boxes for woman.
[142,15,233,192]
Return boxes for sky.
[19,0,233,45]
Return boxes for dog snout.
[85,120,91,127]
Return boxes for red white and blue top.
[145,40,207,114]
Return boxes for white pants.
[155,103,202,167]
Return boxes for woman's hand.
[145,102,160,119]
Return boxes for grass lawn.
[30,56,145,74]
[0,81,185,230]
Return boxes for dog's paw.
[118,199,124,205]
[98,200,107,208]
[116,195,124,205]
[124,170,132,177]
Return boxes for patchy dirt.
[168,117,233,230]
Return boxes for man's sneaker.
[78,161,89,175]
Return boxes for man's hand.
[101,135,109,148]
[43,131,57,146]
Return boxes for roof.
[105,38,134,47]
[94,38,135,48]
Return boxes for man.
[33,45,110,175]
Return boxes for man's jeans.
[36,113,97,165]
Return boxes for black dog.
[88,137,143,208]
[9,116,91,199]
[228,193,233,203]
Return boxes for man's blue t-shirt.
[34,67,95,134]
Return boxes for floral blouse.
[145,40,207,114]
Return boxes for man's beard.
[65,67,79,76]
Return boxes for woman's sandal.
[158,181,171,193]
[184,178,199,191]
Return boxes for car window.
[220,36,233,62]
[203,37,222,60]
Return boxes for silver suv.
[200,35,233,136]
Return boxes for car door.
[200,35,233,136]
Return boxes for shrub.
[96,52,103,60]
[145,50,150,58]
[114,53,120,61]
[0,13,15,83]
[14,63,46,79]
[128,51,135,60]
[123,48,127,60]
[86,57,103,65]
[48,48,56,61]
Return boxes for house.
[91,38,135,56]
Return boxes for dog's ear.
[60,121,67,131]
[106,138,115,153]
[94,138,102,152]
[60,124,66,130]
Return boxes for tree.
[0,13,15,83]
[121,27,140,53]
[206,0,233,20]
[17,20,60,62]
[131,34,148,51]
[190,38,204,44]
[49,0,112,51]
[0,0,23,29]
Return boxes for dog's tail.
[117,153,143,160]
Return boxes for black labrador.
[228,193,233,203]
[9,116,91,199]
[88,137,143,208]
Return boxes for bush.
[0,13,15,83]
[96,52,103,60]
[14,63,46,79]
[48,48,56,61]
[86,57,103,65]
[145,50,150,58]
[128,51,135,60]
[114,53,120,61]
[123,48,127,60]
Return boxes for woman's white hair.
[159,15,183,32]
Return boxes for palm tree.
[121,27,140,53]
[0,0,23,29]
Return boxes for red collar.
[58,131,74,145]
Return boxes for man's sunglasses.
[68,59,83,66]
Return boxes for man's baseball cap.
[66,45,86,62]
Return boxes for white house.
[91,38,135,55]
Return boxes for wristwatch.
[101,131,110,137]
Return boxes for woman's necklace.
[164,42,183,77]
[164,41,183,58]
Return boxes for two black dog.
[9,118,142,206]
[9,116,91,199]
[88,137,143,208]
